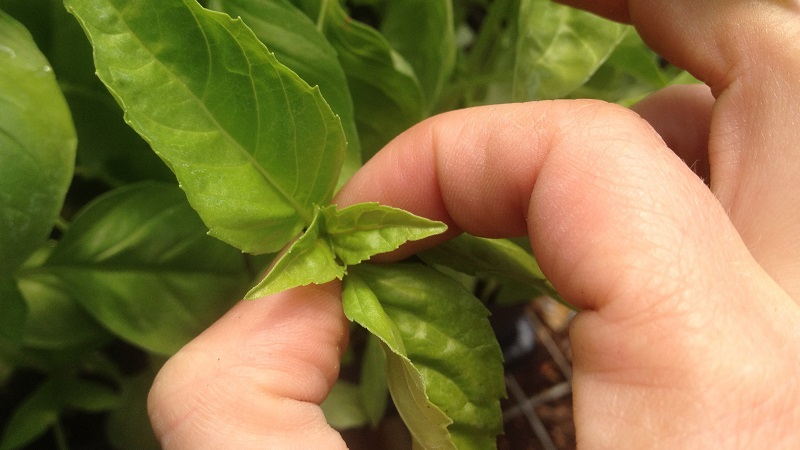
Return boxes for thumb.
[147,283,349,449]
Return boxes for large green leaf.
[36,183,250,354]
[65,0,347,254]
[344,264,505,450]
[380,0,455,113]
[245,203,446,298]
[512,0,628,101]
[208,0,362,184]
[293,0,425,159]
[323,202,447,265]
[0,10,76,276]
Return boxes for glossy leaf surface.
[209,0,362,184]
[344,264,505,450]
[41,183,250,354]
[323,203,447,265]
[65,0,347,254]
[245,208,345,299]
[513,0,627,100]
[0,10,76,276]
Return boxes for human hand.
[147,0,800,448]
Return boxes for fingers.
[630,84,714,181]
[148,283,348,450]
[336,100,800,447]
[560,0,800,298]
[335,100,744,312]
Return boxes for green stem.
[54,421,70,450]
[54,216,70,233]
[316,0,330,31]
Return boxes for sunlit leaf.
[209,0,362,184]
[512,0,628,100]
[245,208,345,299]
[246,202,446,298]
[65,0,347,254]
[0,10,75,276]
[323,203,447,265]
[40,183,250,354]
[344,264,505,450]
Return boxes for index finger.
[333,101,753,314]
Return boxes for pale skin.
[147,0,800,448]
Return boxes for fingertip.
[148,283,349,449]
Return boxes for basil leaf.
[40,183,250,355]
[208,0,362,184]
[323,203,447,265]
[344,264,505,450]
[380,0,455,112]
[245,207,345,299]
[17,277,109,350]
[513,0,628,101]
[0,10,76,276]
[246,202,446,298]
[360,332,389,428]
[65,0,347,254]
[419,234,561,301]
[320,380,369,430]
[314,0,426,159]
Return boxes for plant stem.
[316,0,330,31]
[54,421,71,450]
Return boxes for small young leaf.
[245,202,446,298]
[323,203,447,265]
[245,208,345,299]
[344,264,505,450]
[0,10,76,276]
[40,182,251,355]
[513,0,628,101]
[65,0,347,254]
[313,0,426,159]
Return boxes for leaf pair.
[246,202,447,298]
